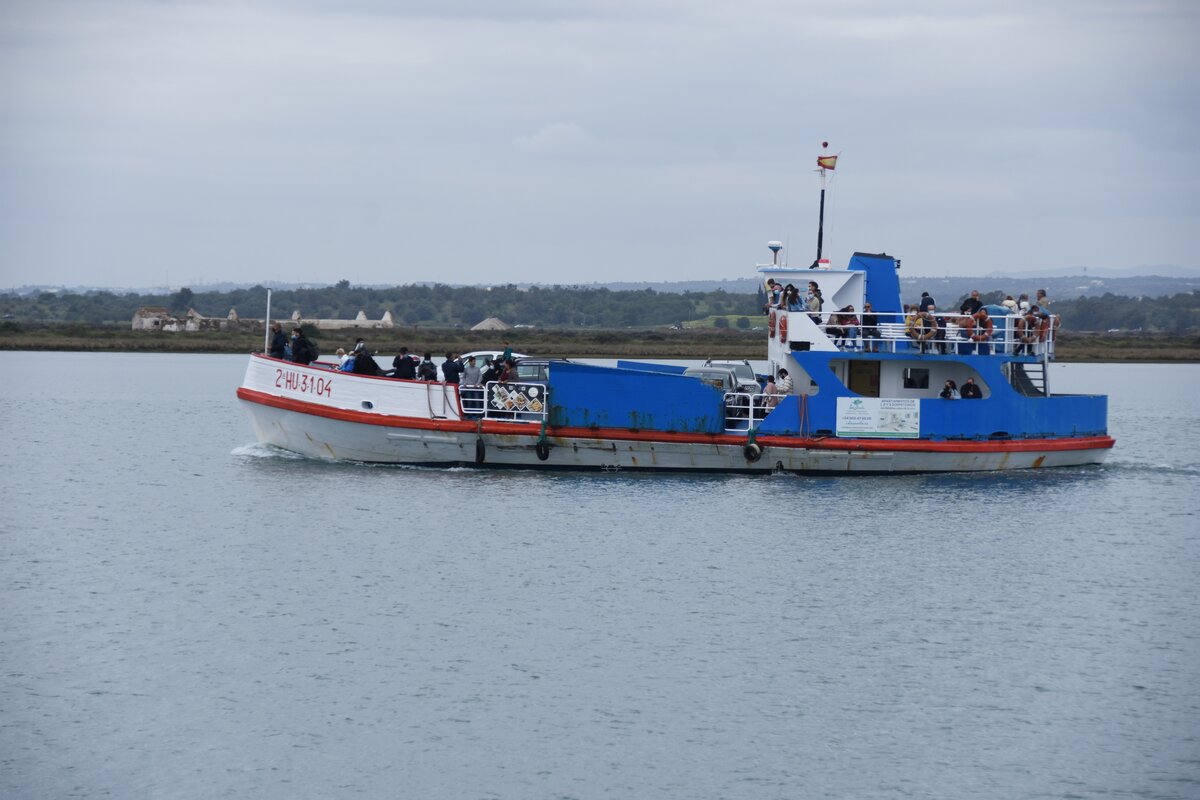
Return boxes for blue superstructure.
[536,249,1108,447]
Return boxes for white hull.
[239,397,1111,474]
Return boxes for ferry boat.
[236,249,1113,473]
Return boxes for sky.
[1,0,1197,290]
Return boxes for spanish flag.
[817,154,838,170]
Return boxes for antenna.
[767,241,783,266]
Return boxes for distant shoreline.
[1,327,1196,362]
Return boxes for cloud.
[0,0,1197,287]
[516,123,600,157]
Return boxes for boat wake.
[1100,460,1200,478]
[230,442,308,460]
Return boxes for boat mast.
[812,142,838,268]
[264,288,272,353]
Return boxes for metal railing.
[773,309,1059,358]
[460,381,548,423]
[723,392,775,432]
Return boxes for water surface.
[1,355,1198,799]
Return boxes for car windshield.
[705,361,756,385]
[514,361,550,382]
[686,369,732,389]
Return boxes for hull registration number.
[275,368,333,398]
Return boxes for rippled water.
[2,353,1198,799]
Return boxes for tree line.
[1,282,1197,333]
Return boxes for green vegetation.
[0,322,1195,361]
[0,283,759,328]
[3,283,1197,333]
[2,283,1198,361]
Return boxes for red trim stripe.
[237,388,1115,454]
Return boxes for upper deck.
[759,252,1059,379]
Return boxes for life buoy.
[535,440,551,461]
[778,315,788,343]
[474,438,486,464]
[743,442,762,462]
[768,311,777,337]
[916,318,937,341]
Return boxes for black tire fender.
[475,438,486,464]
[743,442,762,462]
[535,440,551,461]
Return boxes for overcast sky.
[1,0,1197,289]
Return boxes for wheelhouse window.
[903,368,930,389]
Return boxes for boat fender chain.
[743,428,762,462]
[535,419,551,461]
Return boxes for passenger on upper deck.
[1037,309,1059,343]
[904,305,919,340]
[830,306,860,350]
[911,310,939,354]
[861,302,880,352]
[1015,310,1039,354]
[1036,288,1051,309]
[919,292,936,312]
[960,290,983,315]
[764,279,782,312]
[480,358,500,384]
[785,285,803,312]
[1001,295,1019,315]
[807,288,823,324]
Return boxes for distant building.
[287,309,395,330]
[133,306,395,332]
[131,307,255,332]
[131,307,171,330]
[471,317,511,331]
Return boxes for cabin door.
[847,360,881,397]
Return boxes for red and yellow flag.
[817,154,838,170]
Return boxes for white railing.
[775,309,1059,357]
[723,392,776,432]
[461,381,548,423]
